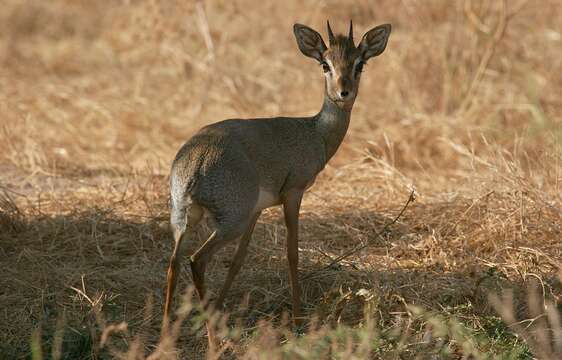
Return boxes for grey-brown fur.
[164,20,391,349]
[170,98,348,232]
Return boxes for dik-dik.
[164,20,391,346]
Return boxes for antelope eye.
[355,62,365,74]
[321,62,330,73]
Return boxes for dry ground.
[0,0,561,359]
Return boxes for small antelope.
[164,20,391,345]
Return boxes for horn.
[327,20,336,45]
[348,19,354,44]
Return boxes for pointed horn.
[327,20,336,45]
[348,19,354,44]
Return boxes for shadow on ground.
[0,206,557,359]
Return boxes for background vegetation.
[0,0,560,358]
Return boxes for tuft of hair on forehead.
[327,34,357,63]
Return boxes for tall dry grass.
[0,0,561,358]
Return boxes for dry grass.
[0,0,561,358]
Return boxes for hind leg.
[190,216,252,349]
[163,228,189,330]
[163,203,203,331]
[215,211,261,310]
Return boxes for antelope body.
[164,20,391,346]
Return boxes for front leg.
[282,189,304,327]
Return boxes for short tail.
[169,169,192,235]
[170,186,189,235]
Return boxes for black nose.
[340,91,349,98]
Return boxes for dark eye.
[321,62,330,73]
[355,61,365,75]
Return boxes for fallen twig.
[304,189,416,279]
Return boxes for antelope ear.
[358,24,391,61]
[293,24,327,63]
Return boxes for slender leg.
[215,212,261,309]
[190,221,249,350]
[163,203,203,333]
[283,190,304,327]
[163,228,190,332]
[189,230,217,306]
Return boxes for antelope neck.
[313,95,352,163]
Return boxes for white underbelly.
[254,188,280,212]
